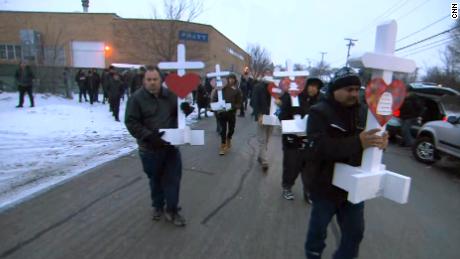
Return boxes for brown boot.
[226,138,231,149]
[219,143,226,155]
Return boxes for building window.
[7,45,15,60]
[0,45,6,59]
[0,44,23,60]
[15,45,22,60]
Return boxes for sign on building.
[179,30,208,42]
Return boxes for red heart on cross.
[267,82,283,99]
[165,72,201,99]
[279,77,305,97]
[365,78,407,126]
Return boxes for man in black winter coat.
[125,65,192,227]
[304,67,389,259]
[278,78,322,202]
[239,68,254,117]
[15,62,35,108]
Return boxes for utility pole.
[81,0,89,13]
[319,52,327,77]
[344,38,358,66]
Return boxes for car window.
[441,96,460,116]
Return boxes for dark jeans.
[305,197,365,259]
[78,85,88,102]
[240,97,248,116]
[109,96,120,120]
[282,148,309,193]
[401,118,417,146]
[139,147,182,212]
[18,85,34,107]
[217,110,236,144]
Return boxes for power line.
[399,36,452,55]
[395,25,460,52]
[397,14,450,42]
[396,0,432,21]
[401,38,454,57]
[351,0,412,37]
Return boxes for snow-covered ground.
[0,92,207,211]
[0,93,138,210]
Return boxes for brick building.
[0,11,250,74]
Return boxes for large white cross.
[261,75,282,126]
[207,64,232,111]
[157,44,205,145]
[332,20,416,204]
[274,60,309,135]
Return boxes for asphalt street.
[1,113,459,259]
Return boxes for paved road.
[1,114,459,259]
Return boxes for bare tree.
[247,43,273,79]
[116,0,205,64]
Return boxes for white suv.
[412,115,460,164]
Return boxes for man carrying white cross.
[278,77,323,202]
[251,70,279,171]
[210,73,242,155]
[125,65,193,227]
[304,67,389,259]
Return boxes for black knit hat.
[329,67,361,93]
[306,78,324,89]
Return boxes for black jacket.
[399,94,424,119]
[239,76,253,99]
[251,81,271,120]
[278,91,319,149]
[125,87,178,151]
[306,97,366,204]
[15,67,35,87]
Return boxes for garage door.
[72,41,105,68]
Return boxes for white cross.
[333,20,416,204]
[158,44,205,77]
[274,60,309,134]
[207,64,232,111]
[261,75,281,126]
[157,44,205,145]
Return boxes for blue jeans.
[305,197,365,259]
[139,147,182,213]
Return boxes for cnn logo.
[453,3,458,19]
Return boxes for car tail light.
[393,109,400,117]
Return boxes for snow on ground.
[0,92,207,211]
[0,93,137,210]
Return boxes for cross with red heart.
[279,77,305,97]
[267,82,283,99]
[165,72,201,99]
[365,78,407,126]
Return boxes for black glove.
[145,131,170,149]
[180,102,195,116]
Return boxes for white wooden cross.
[333,20,416,204]
[274,60,309,135]
[207,64,231,111]
[157,44,205,145]
[261,75,282,126]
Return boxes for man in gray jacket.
[125,65,192,227]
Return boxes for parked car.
[412,111,460,164]
[387,83,459,141]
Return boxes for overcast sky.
[1,0,455,75]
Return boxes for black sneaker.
[152,207,163,221]
[283,189,294,200]
[164,211,186,227]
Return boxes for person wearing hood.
[278,77,323,202]
[304,67,389,259]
